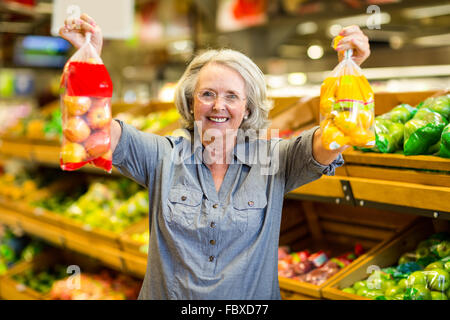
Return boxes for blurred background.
[1,0,450,106]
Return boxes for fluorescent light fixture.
[329,13,390,28]
[266,75,286,89]
[308,65,450,82]
[328,24,342,37]
[296,22,318,35]
[413,34,450,47]
[168,40,193,54]
[403,4,450,19]
[288,73,307,86]
[307,45,324,60]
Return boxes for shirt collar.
[178,129,257,166]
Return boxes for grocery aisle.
[0,0,449,301]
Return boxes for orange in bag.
[319,37,375,150]
[60,33,113,172]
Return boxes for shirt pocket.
[232,192,267,233]
[167,187,203,228]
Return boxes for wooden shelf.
[343,149,450,172]
[0,202,147,277]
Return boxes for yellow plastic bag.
[320,36,375,150]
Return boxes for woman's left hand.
[335,25,370,66]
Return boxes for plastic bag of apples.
[60,32,113,172]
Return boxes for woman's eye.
[226,94,238,100]
[201,91,215,97]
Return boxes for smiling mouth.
[207,117,229,123]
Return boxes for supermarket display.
[59,33,113,172]
[31,177,148,233]
[278,244,364,286]
[319,36,375,150]
[0,1,449,302]
[49,270,141,300]
[8,250,142,300]
[403,107,448,155]
[115,108,180,134]
[0,225,45,275]
[340,232,450,300]
[2,103,62,141]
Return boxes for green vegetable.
[374,118,404,153]
[403,107,448,155]
[419,94,450,119]
[439,123,450,158]
[379,103,417,123]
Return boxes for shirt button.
[248,201,254,207]
[181,196,187,201]
[209,239,216,245]
[210,222,216,228]
[209,256,215,262]
[212,203,218,209]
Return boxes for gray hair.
[174,49,273,131]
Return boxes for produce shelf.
[321,218,436,300]
[277,199,417,299]
[343,149,450,173]
[0,201,147,277]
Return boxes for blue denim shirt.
[112,120,344,300]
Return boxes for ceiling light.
[288,73,307,86]
[307,45,324,60]
[413,34,450,47]
[329,13,390,28]
[328,24,342,37]
[389,36,404,50]
[403,4,450,19]
[266,75,286,89]
[296,22,318,35]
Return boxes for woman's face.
[193,63,248,146]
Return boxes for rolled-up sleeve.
[280,126,344,193]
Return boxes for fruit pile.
[341,232,450,300]
[115,108,180,134]
[0,225,45,275]
[278,244,364,286]
[49,269,141,300]
[319,36,375,150]
[31,178,148,233]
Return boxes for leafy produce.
[319,37,375,150]
[403,107,448,155]
[341,232,450,300]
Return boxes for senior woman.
[60,14,370,300]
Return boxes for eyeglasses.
[196,89,246,107]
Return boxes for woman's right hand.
[58,13,103,56]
